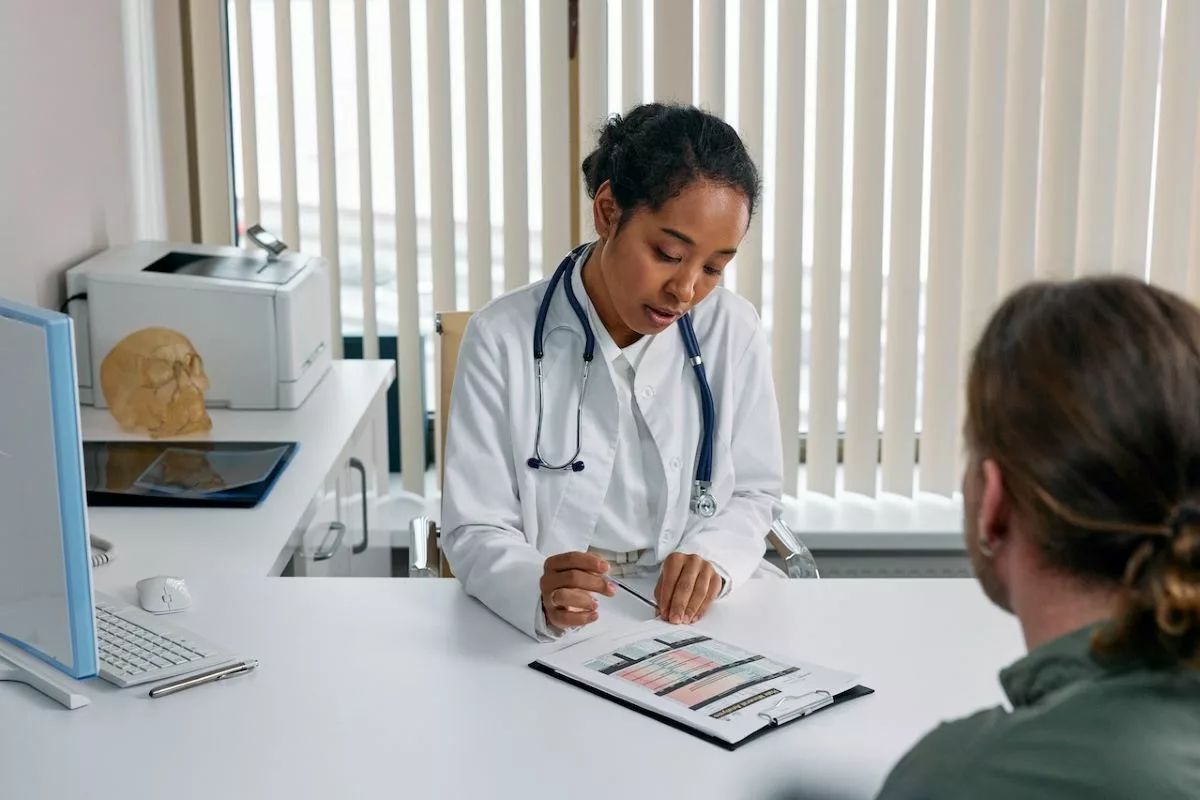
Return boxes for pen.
[606,576,657,610]
[148,659,259,699]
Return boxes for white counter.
[82,360,395,590]
[783,489,966,552]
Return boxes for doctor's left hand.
[655,553,722,625]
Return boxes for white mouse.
[136,576,192,615]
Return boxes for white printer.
[65,237,333,410]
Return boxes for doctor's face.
[588,180,751,345]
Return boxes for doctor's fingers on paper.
[655,553,721,625]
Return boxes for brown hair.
[965,276,1200,667]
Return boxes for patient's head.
[963,276,1200,666]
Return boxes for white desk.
[82,360,395,589]
[14,355,1015,798]
[0,579,1023,800]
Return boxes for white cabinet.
[342,388,399,577]
[83,361,400,591]
[290,472,351,577]
[286,373,392,578]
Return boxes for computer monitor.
[0,298,98,698]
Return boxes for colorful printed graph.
[613,647,723,693]
[662,660,784,707]
[594,635,802,711]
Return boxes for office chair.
[408,311,820,581]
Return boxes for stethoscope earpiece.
[571,461,585,473]
[526,458,542,470]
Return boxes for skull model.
[99,327,213,438]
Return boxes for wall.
[0,1,133,310]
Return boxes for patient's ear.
[979,459,1013,549]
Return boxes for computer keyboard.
[93,593,235,688]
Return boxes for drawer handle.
[348,458,369,555]
[313,521,346,561]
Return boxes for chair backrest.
[431,310,474,578]
[434,311,473,490]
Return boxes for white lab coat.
[441,253,785,639]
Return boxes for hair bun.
[1098,508,1200,666]
[597,113,629,149]
[578,103,760,225]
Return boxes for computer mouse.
[135,576,192,615]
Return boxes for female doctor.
[441,103,784,640]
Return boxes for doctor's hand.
[655,553,722,625]
[540,552,616,630]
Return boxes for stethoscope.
[526,243,718,518]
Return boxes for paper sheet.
[537,620,858,744]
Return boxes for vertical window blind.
[220,0,1200,502]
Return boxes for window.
[220,0,1190,498]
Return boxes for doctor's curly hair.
[581,103,760,229]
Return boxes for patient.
[877,277,1200,799]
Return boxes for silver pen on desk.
[606,576,657,610]
[148,659,259,699]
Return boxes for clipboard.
[529,661,874,751]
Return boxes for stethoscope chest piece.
[691,481,717,518]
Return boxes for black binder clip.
[757,689,835,725]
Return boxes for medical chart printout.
[534,620,858,745]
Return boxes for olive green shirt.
[876,624,1200,799]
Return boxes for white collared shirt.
[574,263,731,593]
[534,269,663,640]
[587,301,663,554]
[534,264,711,639]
